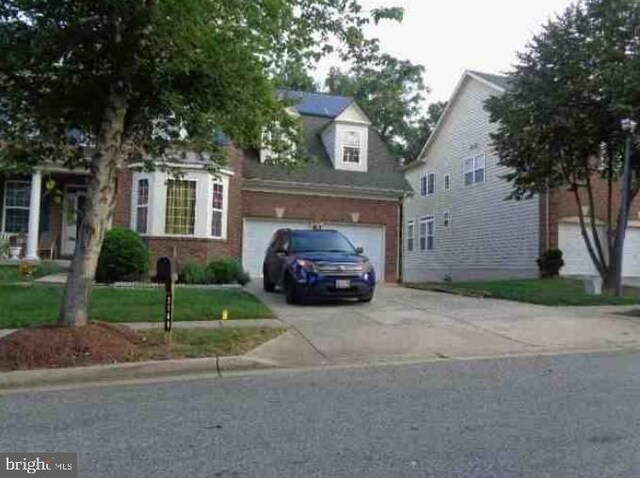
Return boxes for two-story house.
[402,70,640,283]
[0,91,410,282]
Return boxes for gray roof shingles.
[243,115,411,195]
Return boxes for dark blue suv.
[262,229,376,304]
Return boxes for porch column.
[25,170,42,261]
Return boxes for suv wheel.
[358,293,374,303]
[285,276,299,305]
[263,267,275,292]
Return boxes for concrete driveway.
[247,282,640,367]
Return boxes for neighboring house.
[402,70,640,283]
[0,91,410,282]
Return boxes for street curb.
[0,355,278,392]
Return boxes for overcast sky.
[315,0,575,103]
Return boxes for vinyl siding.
[403,76,540,282]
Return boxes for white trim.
[464,152,486,186]
[419,215,435,252]
[334,103,372,125]
[132,169,230,240]
[426,172,436,196]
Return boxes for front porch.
[0,168,90,261]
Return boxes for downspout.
[545,179,550,251]
[397,196,403,283]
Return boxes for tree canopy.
[325,54,433,160]
[485,0,640,289]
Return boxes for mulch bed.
[0,322,161,371]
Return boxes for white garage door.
[324,223,386,281]
[559,222,640,277]
[242,219,387,281]
[623,226,640,277]
[559,222,604,276]
[242,218,310,278]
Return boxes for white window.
[165,180,197,235]
[419,175,427,197]
[342,131,361,164]
[406,220,415,252]
[211,181,224,238]
[464,153,486,186]
[443,212,450,227]
[444,173,451,190]
[419,216,435,251]
[2,180,30,233]
[427,172,436,196]
[135,179,149,234]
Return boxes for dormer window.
[342,131,361,164]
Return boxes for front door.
[62,188,87,256]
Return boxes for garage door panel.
[242,219,309,277]
[560,223,640,278]
[324,223,385,281]
[623,227,640,277]
[559,223,603,276]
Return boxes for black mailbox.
[156,257,174,285]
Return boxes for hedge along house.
[1,91,411,282]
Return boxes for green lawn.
[0,262,63,284]
[0,284,273,328]
[407,278,640,306]
[141,327,285,358]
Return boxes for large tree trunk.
[58,90,128,327]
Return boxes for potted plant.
[8,235,21,261]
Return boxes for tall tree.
[0,0,403,326]
[272,57,319,92]
[485,0,640,292]
[325,54,429,159]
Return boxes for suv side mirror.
[356,246,364,255]
[275,248,287,257]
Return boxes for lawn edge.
[0,355,279,392]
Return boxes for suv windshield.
[290,230,356,254]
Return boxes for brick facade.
[242,190,400,282]
[77,145,401,280]
[540,175,640,251]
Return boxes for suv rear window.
[290,230,356,254]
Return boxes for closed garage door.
[559,222,640,277]
[242,219,387,281]
[324,223,386,281]
[559,222,604,276]
[242,218,310,278]
[623,226,640,277]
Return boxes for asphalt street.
[1,351,640,477]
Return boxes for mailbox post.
[156,257,175,332]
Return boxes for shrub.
[179,261,206,284]
[202,257,250,285]
[204,258,238,284]
[537,249,564,278]
[95,228,149,283]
